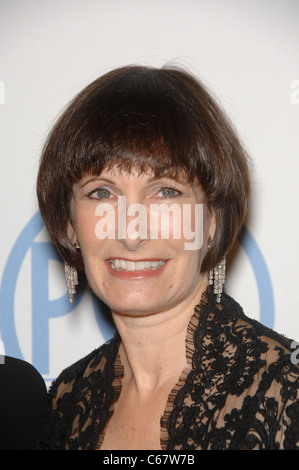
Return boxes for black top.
[39,289,299,450]
[0,355,47,450]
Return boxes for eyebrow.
[80,176,116,188]
[79,174,188,188]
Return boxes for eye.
[158,187,180,198]
[87,187,112,199]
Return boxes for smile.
[108,259,166,272]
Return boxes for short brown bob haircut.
[37,65,250,272]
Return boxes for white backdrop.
[0,0,298,388]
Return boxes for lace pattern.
[39,288,299,450]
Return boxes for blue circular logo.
[0,212,115,374]
[0,213,274,374]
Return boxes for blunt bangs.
[48,66,208,183]
[37,65,250,271]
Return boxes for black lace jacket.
[39,289,299,450]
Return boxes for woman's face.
[70,167,216,317]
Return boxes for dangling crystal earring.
[209,268,214,286]
[64,262,79,303]
[209,257,226,303]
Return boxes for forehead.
[80,165,196,186]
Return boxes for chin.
[113,300,156,316]
[104,292,166,317]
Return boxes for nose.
[118,235,148,251]
[116,196,150,250]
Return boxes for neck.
[112,281,207,394]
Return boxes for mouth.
[105,258,168,279]
[108,259,166,272]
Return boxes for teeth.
[109,259,166,272]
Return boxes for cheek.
[153,204,204,245]
[168,204,204,252]
[75,209,99,248]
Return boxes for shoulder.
[192,292,299,449]
[219,291,296,355]
[199,291,299,399]
[0,356,47,449]
[48,334,119,401]
[39,335,120,449]
[220,293,299,417]
[0,355,47,399]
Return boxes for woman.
[37,65,299,450]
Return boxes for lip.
[105,258,168,280]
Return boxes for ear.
[66,197,78,245]
[206,205,216,242]
[67,220,77,245]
